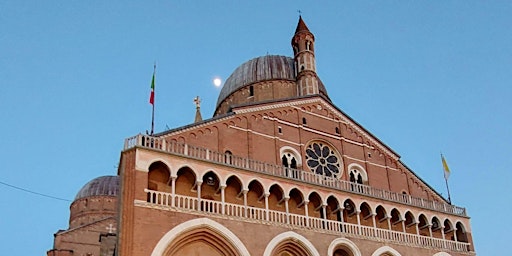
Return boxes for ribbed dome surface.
[216,55,295,108]
[74,175,119,201]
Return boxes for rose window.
[305,142,341,178]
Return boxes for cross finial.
[297,10,302,16]
[106,223,116,233]
[193,96,201,108]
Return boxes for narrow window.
[278,126,282,134]
[302,117,307,125]
[335,127,340,134]
[282,155,288,168]
[249,85,254,96]
[290,157,297,169]
[224,151,233,164]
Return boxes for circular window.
[305,141,341,178]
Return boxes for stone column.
[284,197,290,224]
[304,200,309,227]
[196,180,203,211]
[170,176,177,207]
[356,210,362,235]
[220,185,226,215]
[243,189,248,218]
[264,193,269,221]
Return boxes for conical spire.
[294,16,311,34]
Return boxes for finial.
[297,10,302,16]
[193,96,201,108]
[193,96,203,123]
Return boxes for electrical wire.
[0,180,71,202]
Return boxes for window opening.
[249,85,254,96]
[305,142,341,178]
[302,117,307,125]
[290,157,297,169]
[224,151,233,165]
[282,155,289,168]
[349,169,364,185]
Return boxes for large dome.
[74,175,119,201]
[216,55,296,109]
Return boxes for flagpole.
[151,63,156,135]
[441,153,452,204]
[444,173,452,204]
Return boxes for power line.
[0,180,71,202]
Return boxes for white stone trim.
[327,238,362,256]
[433,252,452,256]
[150,218,250,256]
[347,163,368,183]
[263,231,320,256]
[371,245,402,256]
[280,146,303,168]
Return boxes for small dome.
[74,175,119,201]
[216,55,295,110]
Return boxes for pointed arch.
[347,163,367,185]
[375,205,389,229]
[371,246,402,256]
[175,166,197,197]
[342,199,357,225]
[289,188,306,216]
[224,175,243,204]
[456,221,468,242]
[307,191,323,218]
[263,231,320,256]
[247,179,265,210]
[327,238,361,256]
[268,184,286,212]
[326,195,341,222]
[148,161,171,194]
[359,202,373,227]
[433,252,452,256]
[151,218,250,256]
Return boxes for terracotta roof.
[295,16,311,34]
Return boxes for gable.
[154,96,446,203]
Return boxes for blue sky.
[1,1,510,255]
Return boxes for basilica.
[47,16,475,256]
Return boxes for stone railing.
[125,134,467,217]
[144,189,471,253]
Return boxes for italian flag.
[149,72,155,105]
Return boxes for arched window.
[280,146,302,174]
[224,150,233,164]
[456,222,468,243]
[148,161,171,194]
[347,164,368,185]
[404,211,416,234]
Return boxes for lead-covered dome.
[216,55,295,109]
[74,175,119,201]
[214,55,330,116]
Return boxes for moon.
[213,77,222,87]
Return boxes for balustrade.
[144,189,470,253]
[127,134,467,217]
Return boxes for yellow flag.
[442,155,450,180]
